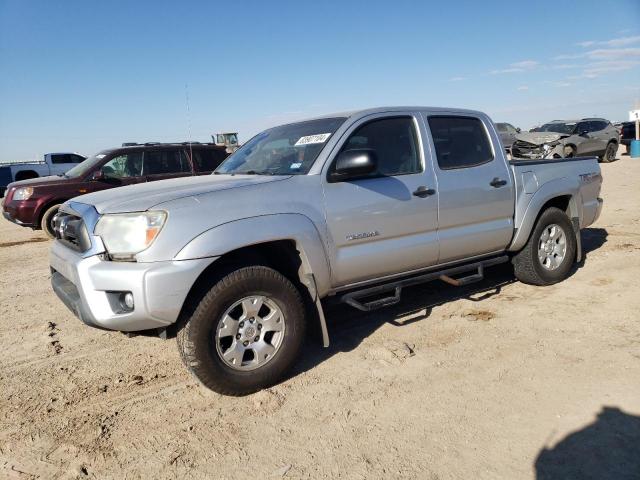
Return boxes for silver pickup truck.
[49,107,603,395]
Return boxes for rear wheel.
[40,204,62,238]
[600,142,617,163]
[176,265,306,396]
[513,207,577,286]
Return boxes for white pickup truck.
[0,152,86,196]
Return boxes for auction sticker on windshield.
[295,133,331,146]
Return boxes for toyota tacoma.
[49,107,603,395]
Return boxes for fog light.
[120,292,134,311]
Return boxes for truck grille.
[53,212,91,252]
[511,140,544,159]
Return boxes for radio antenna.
[185,83,193,162]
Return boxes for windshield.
[495,123,508,132]
[539,122,576,135]
[64,151,111,178]
[216,117,346,175]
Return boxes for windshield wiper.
[234,170,276,175]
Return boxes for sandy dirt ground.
[1,148,639,479]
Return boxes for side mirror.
[516,128,521,133]
[579,130,589,137]
[331,149,378,181]
[91,170,105,181]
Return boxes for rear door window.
[576,122,589,134]
[428,116,494,170]
[143,149,191,175]
[192,148,227,172]
[51,154,75,164]
[594,121,608,132]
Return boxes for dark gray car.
[512,118,619,162]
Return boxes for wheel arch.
[14,170,39,181]
[37,198,66,227]
[170,214,332,345]
[510,178,582,253]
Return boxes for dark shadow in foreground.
[535,406,640,480]
[579,227,608,264]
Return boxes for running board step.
[344,286,402,311]
[439,265,484,287]
[340,256,508,312]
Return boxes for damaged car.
[511,118,619,163]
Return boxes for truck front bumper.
[50,240,214,331]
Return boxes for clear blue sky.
[1,0,639,161]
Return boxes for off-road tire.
[512,207,577,286]
[40,204,61,238]
[599,142,617,163]
[176,265,306,396]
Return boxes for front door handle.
[413,186,436,197]
[490,177,507,188]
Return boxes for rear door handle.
[490,178,507,188]
[413,186,436,197]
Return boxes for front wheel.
[177,265,306,396]
[40,204,62,238]
[513,207,577,286]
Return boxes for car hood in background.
[515,132,568,145]
[74,174,291,214]
[7,175,76,189]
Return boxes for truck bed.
[0,160,44,166]
[509,156,598,166]
[509,155,602,251]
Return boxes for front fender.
[509,177,581,252]
[174,214,332,297]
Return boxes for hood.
[8,175,75,189]
[73,174,291,214]
[515,132,567,145]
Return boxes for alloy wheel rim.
[215,295,285,371]
[537,223,567,270]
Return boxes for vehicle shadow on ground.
[578,227,608,266]
[535,406,640,480]
[289,227,608,380]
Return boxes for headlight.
[13,187,34,200]
[95,211,167,260]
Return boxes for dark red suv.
[2,143,228,236]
